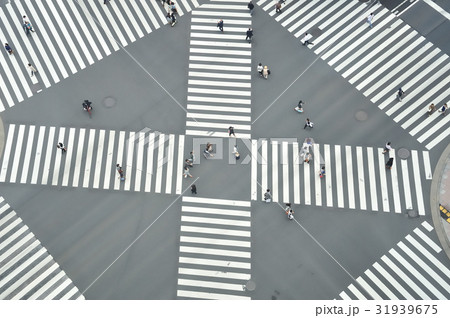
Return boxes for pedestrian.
[428,103,435,116]
[104,0,110,4]
[22,15,28,25]
[246,28,253,43]
[264,189,271,202]
[304,152,311,164]
[28,63,37,76]
[207,142,213,153]
[294,100,304,113]
[257,63,263,77]
[183,166,193,178]
[4,43,13,55]
[228,126,236,137]
[232,145,240,160]
[386,157,394,170]
[188,151,195,163]
[286,209,294,220]
[166,12,172,24]
[203,143,214,159]
[301,33,313,46]
[217,19,224,32]
[275,2,282,13]
[248,1,254,15]
[185,159,193,168]
[170,2,178,14]
[319,166,325,178]
[438,103,448,115]
[397,87,405,102]
[57,142,67,153]
[304,118,314,129]
[366,13,374,28]
[263,65,270,79]
[116,163,125,180]
[170,13,177,26]
[191,184,197,194]
[382,142,392,154]
[24,20,34,33]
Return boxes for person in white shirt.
[367,13,374,28]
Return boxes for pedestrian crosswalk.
[0,124,189,194]
[0,196,84,299]
[259,0,450,150]
[177,196,252,299]
[186,0,252,139]
[0,0,201,111]
[338,221,450,300]
[250,139,432,215]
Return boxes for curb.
[430,142,450,261]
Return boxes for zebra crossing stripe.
[251,140,257,201]
[145,133,155,193]
[390,150,402,213]
[165,135,175,194]
[114,131,125,190]
[10,262,58,300]
[356,277,382,300]
[334,145,344,208]
[271,141,279,203]
[119,0,145,39]
[282,142,290,204]
[10,125,25,183]
[377,148,390,212]
[28,271,65,300]
[182,206,251,217]
[348,284,367,300]
[293,142,300,205]
[41,127,56,185]
[124,131,135,191]
[304,151,311,205]
[52,127,66,186]
[154,134,165,194]
[19,126,36,182]
[179,267,250,280]
[103,130,115,189]
[175,135,185,195]
[406,234,449,276]
[0,123,15,182]
[313,143,321,206]
[93,130,106,189]
[372,262,413,299]
[364,269,398,300]
[177,289,250,300]
[181,225,250,237]
[339,291,351,300]
[261,140,268,201]
[83,129,96,188]
[289,1,331,35]
[411,151,425,215]
[135,132,144,192]
[413,228,441,252]
[180,236,250,248]
[324,144,333,207]
[73,128,86,188]
[62,128,76,187]
[400,158,413,210]
[345,146,355,209]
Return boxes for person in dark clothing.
[248,1,254,15]
[386,157,394,169]
[246,28,253,43]
[191,184,197,194]
[217,19,224,32]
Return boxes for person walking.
[116,163,125,180]
[257,63,263,77]
[397,87,405,102]
[248,1,254,15]
[57,142,67,154]
[304,118,314,129]
[262,65,270,79]
[438,103,448,116]
[203,143,214,158]
[264,189,271,203]
[366,13,374,28]
[428,103,435,116]
[382,142,392,154]
[28,63,37,76]
[246,28,253,43]
[386,157,394,170]
[304,153,311,164]
[294,100,304,113]
[170,12,177,26]
[191,184,197,194]
[217,19,224,32]
[301,33,313,46]
[232,145,240,159]
[188,151,195,164]
[228,126,236,137]
[275,2,282,13]
[183,166,193,178]
[185,159,193,168]
[319,166,325,178]
[4,43,13,55]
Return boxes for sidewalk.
[432,143,450,260]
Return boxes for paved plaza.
[0,0,449,300]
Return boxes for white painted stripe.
[9,125,25,183]
[0,211,17,237]
[189,71,251,80]
[188,87,251,97]
[41,127,56,185]
[313,143,321,206]
[411,150,425,215]
[0,226,28,255]
[191,25,248,33]
[398,241,450,293]
[44,278,72,299]
[181,225,250,238]
[82,129,96,188]
[182,206,250,217]
[288,1,330,35]
[182,196,251,207]
[190,47,251,56]
[148,0,166,25]
[390,150,402,213]
[0,218,21,238]
[200,4,247,9]
[367,147,378,211]
[365,269,398,299]
[426,127,450,150]
[154,133,165,193]
[179,0,192,13]
[191,32,249,41]
[72,129,85,188]
[334,145,344,208]
[0,43,23,103]
[272,141,279,203]
[116,0,144,39]
[339,291,351,300]
[10,262,59,300]
[382,255,429,299]
[418,110,450,143]
[165,134,175,194]
[134,132,145,192]
[282,142,289,203]
[28,127,44,185]
[261,140,268,201]
[324,144,332,207]
[84,0,119,51]
[356,147,367,210]
[186,130,251,139]
[177,289,249,300]
[356,277,382,300]
[406,91,450,133]
[423,0,450,19]
[390,249,444,299]
[130,0,155,33]
[413,229,441,253]
[304,147,311,205]
[178,278,245,291]
[19,126,35,184]
[345,146,355,209]
[102,0,130,45]
[191,18,251,25]
[348,284,367,300]
[175,135,185,194]
[406,235,449,276]
[0,124,15,182]
[279,0,307,25]
[0,70,13,107]
[187,113,251,121]
[189,63,251,72]
[251,139,257,201]
[373,262,413,299]
[51,127,65,186]
[28,271,65,300]
[293,142,300,204]
[378,148,390,212]
[188,79,251,88]
[58,286,79,300]
[180,236,250,248]
[145,133,155,193]
[190,40,251,48]
[103,131,115,189]
[293,1,343,38]
[181,216,250,227]
[191,10,251,18]
[179,246,250,258]
[422,221,434,232]
[179,256,250,269]
[179,267,250,280]
[399,161,413,212]
[93,130,105,189]
[62,128,76,187]
[123,132,135,191]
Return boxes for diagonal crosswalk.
[0,196,84,299]
[0,124,189,194]
[177,196,252,299]
[186,0,252,139]
[250,139,432,215]
[259,0,450,150]
[338,221,450,300]
[0,0,201,111]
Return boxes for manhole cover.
[407,210,419,218]
[103,96,116,108]
[355,110,368,121]
[245,280,256,291]
[398,148,410,159]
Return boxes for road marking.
[373,262,413,299]
[178,267,250,280]
[401,159,413,209]
[345,146,355,209]
[0,124,15,182]
[324,144,333,207]
[390,150,402,213]
[178,278,245,291]
[41,127,56,185]
[31,126,45,185]
[52,127,65,186]
[413,228,441,253]
[356,147,367,210]
[356,277,382,300]
[181,216,250,227]
[20,125,35,184]
[335,145,344,208]
[155,133,165,193]
[188,79,251,88]
[378,148,390,212]
[365,269,398,300]
[82,129,96,188]
[411,150,425,215]
[367,147,378,211]
[10,125,25,183]
[165,134,175,194]
[187,113,251,121]
[293,142,300,204]
[304,148,311,205]
[93,130,105,189]
[182,196,251,207]
[103,130,115,190]
[177,290,250,300]
[180,236,250,248]
[145,133,155,193]
[262,140,268,201]
[282,141,289,203]
[189,71,251,80]
[176,135,185,194]
[62,128,76,187]
[179,246,250,258]
[251,139,257,200]
[124,132,135,191]
[182,206,251,217]
[423,0,450,20]
[348,284,367,300]
[181,226,250,238]
[271,141,279,203]
[406,235,449,276]
[339,291,351,300]
[313,143,321,206]
[114,131,125,190]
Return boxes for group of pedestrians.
[163,0,178,26]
